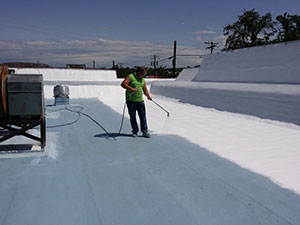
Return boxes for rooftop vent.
[53,84,70,105]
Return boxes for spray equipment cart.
[0,74,46,149]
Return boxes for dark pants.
[126,101,148,134]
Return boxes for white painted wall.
[176,67,199,81]
[13,68,117,81]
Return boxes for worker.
[121,66,152,138]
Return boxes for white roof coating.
[193,40,300,84]
[13,68,117,81]
[1,41,300,224]
[175,67,199,81]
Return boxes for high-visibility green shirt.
[126,73,145,102]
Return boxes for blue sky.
[1,0,300,68]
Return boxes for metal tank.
[6,74,44,119]
[1,74,46,148]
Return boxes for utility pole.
[205,41,218,54]
[173,40,177,77]
[150,55,159,76]
[93,60,95,69]
[112,60,115,69]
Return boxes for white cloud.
[0,38,205,68]
[213,35,227,49]
[196,36,202,41]
[193,29,217,35]
[193,29,219,45]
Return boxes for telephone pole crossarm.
[150,55,159,76]
[205,41,219,54]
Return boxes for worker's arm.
[143,82,152,101]
[121,76,137,93]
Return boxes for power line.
[158,56,172,63]
[177,54,204,57]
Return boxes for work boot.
[142,131,150,138]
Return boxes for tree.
[223,9,275,50]
[276,12,300,42]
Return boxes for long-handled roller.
[151,99,170,117]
